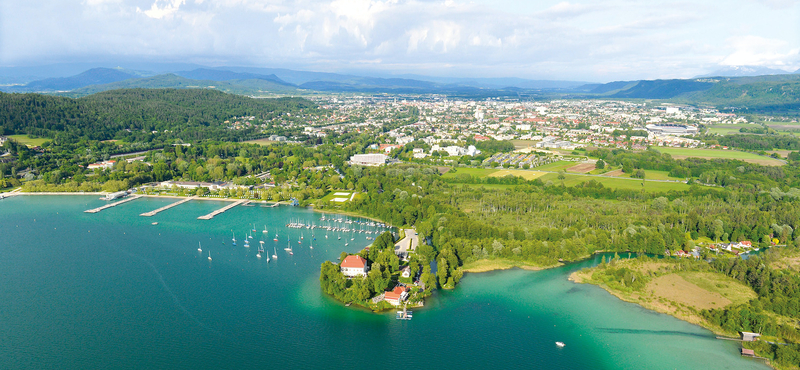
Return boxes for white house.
[340,255,369,277]
[349,153,388,166]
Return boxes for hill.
[65,74,300,97]
[174,68,293,86]
[0,88,316,142]
[610,79,715,99]
[2,68,137,92]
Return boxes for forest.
[0,89,320,143]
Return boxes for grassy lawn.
[461,258,559,272]
[319,191,354,203]
[706,124,754,135]
[678,272,757,307]
[539,173,690,192]
[7,135,50,147]
[533,160,575,171]
[441,167,498,179]
[657,147,784,166]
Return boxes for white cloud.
[720,35,800,69]
[138,0,186,19]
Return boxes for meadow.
[657,147,785,166]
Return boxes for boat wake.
[120,249,223,337]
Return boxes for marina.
[84,194,142,213]
[140,196,195,216]
[197,199,250,220]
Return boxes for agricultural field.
[510,139,538,149]
[539,173,691,192]
[532,160,576,172]
[657,147,785,166]
[7,135,50,147]
[488,169,547,180]
[705,123,756,135]
[565,162,596,173]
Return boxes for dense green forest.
[0,89,319,143]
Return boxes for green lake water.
[0,196,769,369]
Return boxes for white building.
[341,255,369,277]
[349,153,388,166]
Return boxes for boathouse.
[741,332,761,342]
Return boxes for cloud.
[138,0,186,19]
[720,35,800,69]
[1,0,798,80]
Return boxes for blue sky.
[1,0,798,81]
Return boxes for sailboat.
[248,231,253,239]
[208,251,212,261]
[252,224,257,233]
[257,241,264,258]
[197,242,202,252]
[310,239,313,249]
[285,237,292,251]
[273,233,278,242]
[301,232,304,240]
[263,225,268,233]
[272,247,278,259]
[231,230,236,245]
[244,235,250,247]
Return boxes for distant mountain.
[587,81,637,94]
[65,73,299,97]
[2,68,136,92]
[174,68,293,86]
[610,79,715,99]
[696,65,792,78]
[375,74,592,90]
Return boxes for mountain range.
[0,64,798,113]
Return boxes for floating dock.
[197,199,250,220]
[84,195,142,213]
[140,197,195,217]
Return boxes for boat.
[301,232,304,240]
[272,247,278,259]
[248,231,253,239]
[231,230,236,245]
[257,241,264,258]
[252,224,257,233]
[556,342,565,348]
[244,235,250,247]
[151,222,158,225]
[273,233,278,242]
[208,251,212,261]
[197,242,202,252]
[263,225,268,233]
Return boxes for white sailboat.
[263,225,268,233]
[244,235,250,247]
[231,230,236,245]
[197,242,202,252]
[208,251,212,261]
[272,247,278,259]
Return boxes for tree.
[595,159,605,169]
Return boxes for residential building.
[384,286,409,306]
[340,255,369,277]
[349,153,388,166]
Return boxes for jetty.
[197,199,249,220]
[84,195,142,213]
[140,197,195,217]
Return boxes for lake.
[0,195,769,369]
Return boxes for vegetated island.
[571,251,800,370]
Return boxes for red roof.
[341,255,366,269]
[384,286,407,301]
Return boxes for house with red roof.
[384,286,409,306]
[340,255,369,277]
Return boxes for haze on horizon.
[1,0,799,82]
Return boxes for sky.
[1,0,799,81]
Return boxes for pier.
[84,195,142,213]
[197,199,250,220]
[140,197,195,217]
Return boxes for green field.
[657,147,784,166]
[319,191,354,203]
[539,173,691,192]
[441,167,498,178]
[706,124,754,135]
[533,160,575,171]
[7,135,50,147]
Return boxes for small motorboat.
[556,342,565,348]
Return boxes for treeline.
[714,133,800,151]
[0,89,319,143]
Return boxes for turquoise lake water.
[0,195,770,370]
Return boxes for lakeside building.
[158,180,227,191]
[384,286,409,306]
[349,153,388,166]
[341,255,369,277]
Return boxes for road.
[394,228,418,257]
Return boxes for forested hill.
[0,89,317,143]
